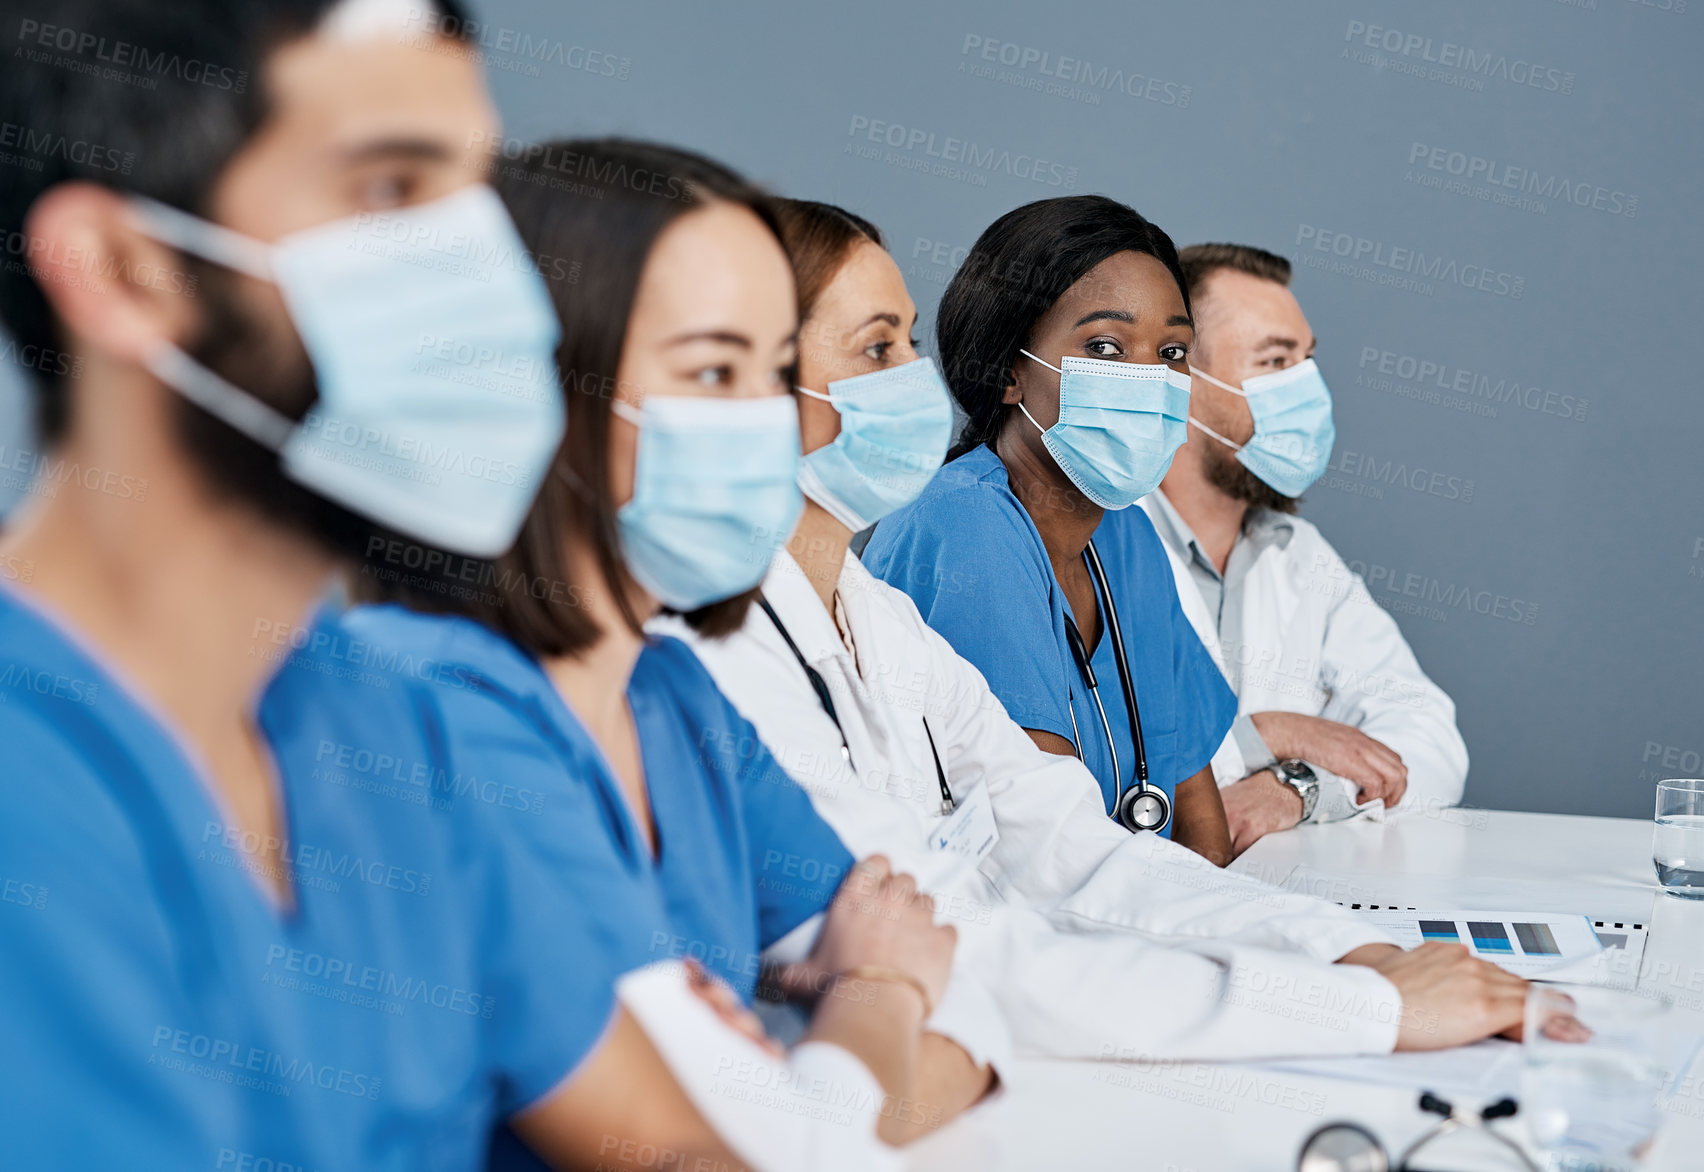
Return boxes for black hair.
[0,0,468,442]
[936,194,1190,459]
[357,137,790,656]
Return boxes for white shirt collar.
[1149,488,1296,574]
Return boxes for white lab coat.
[653,551,1408,1061]
[1138,494,1469,818]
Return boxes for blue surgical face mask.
[795,356,953,532]
[612,394,804,611]
[1189,359,1335,499]
[128,186,564,558]
[1016,350,1191,510]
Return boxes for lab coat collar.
[760,548,854,670]
[831,551,896,643]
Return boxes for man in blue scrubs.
[0,1,740,1167]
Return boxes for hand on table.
[1251,711,1409,806]
[1338,942,1528,1050]
[1221,770,1303,856]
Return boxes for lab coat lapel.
[1236,540,1302,711]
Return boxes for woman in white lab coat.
[660,198,1531,1063]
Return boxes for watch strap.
[1273,759,1319,821]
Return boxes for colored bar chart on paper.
[1353,909,1616,980]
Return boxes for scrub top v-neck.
[863,444,1236,829]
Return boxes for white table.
[906,810,1704,1171]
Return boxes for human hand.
[1221,771,1304,856]
[1340,941,1528,1050]
[1251,712,1408,806]
[684,960,782,1056]
[804,855,957,1016]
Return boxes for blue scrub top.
[336,606,857,1172]
[340,604,855,1001]
[863,444,1236,828]
[0,585,647,1172]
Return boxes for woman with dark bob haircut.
[863,195,1238,865]
[345,139,983,1167]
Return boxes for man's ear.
[23,183,204,372]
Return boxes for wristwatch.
[1271,759,1319,822]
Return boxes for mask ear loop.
[795,385,836,404]
[1188,364,1250,398]
[126,198,298,450]
[1187,416,1244,452]
[128,195,276,281]
[571,397,645,502]
[1186,366,1250,452]
[140,344,297,450]
[1013,349,1062,435]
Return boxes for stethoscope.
[1298,1093,1540,1172]
[1062,539,1171,835]
[757,597,957,816]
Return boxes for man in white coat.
[1138,243,1469,855]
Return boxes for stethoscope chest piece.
[1117,785,1171,834]
[1298,1123,1389,1172]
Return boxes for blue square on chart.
[1467,921,1514,954]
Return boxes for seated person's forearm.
[1248,711,1300,759]
[1171,767,1233,866]
[802,975,926,1138]
[1335,942,1402,966]
[513,1010,752,1172]
[882,1032,995,1145]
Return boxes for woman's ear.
[1000,367,1024,406]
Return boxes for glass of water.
[1521,984,1672,1171]
[1654,778,1704,897]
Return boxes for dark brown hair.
[355,138,789,655]
[1177,242,1292,302]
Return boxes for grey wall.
[3,0,1699,817]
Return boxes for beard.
[1201,431,1299,516]
[169,261,388,560]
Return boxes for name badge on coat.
[929,782,999,865]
